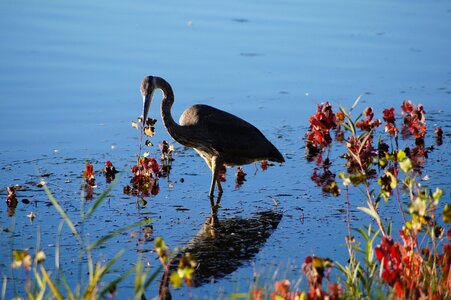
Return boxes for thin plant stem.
[394,185,407,224]
[345,186,352,239]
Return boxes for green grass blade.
[357,205,379,222]
[98,268,134,299]
[143,264,164,290]
[358,133,372,155]
[85,172,122,220]
[87,220,148,251]
[60,275,75,300]
[43,185,82,244]
[40,265,64,300]
[1,276,6,300]
[350,95,362,112]
[83,250,125,299]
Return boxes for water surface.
[1,0,450,298]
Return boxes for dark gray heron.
[141,75,284,198]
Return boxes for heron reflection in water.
[141,76,284,199]
[158,199,283,298]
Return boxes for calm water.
[1,0,450,298]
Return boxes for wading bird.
[141,75,284,198]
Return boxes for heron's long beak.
[142,93,152,126]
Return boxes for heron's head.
[141,76,155,126]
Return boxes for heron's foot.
[209,192,223,211]
[210,204,220,215]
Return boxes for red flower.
[149,158,160,174]
[103,161,118,182]
[385,122,399,137]
[83,163,95,185]
[402,102,427,139]
[401,100,413,116]
[383,107,396,124]
[336,111,345,123]
[306,102,337,151]
[356,107,381,131]
[375,236,403,285]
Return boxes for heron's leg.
[209,160,218,198]
[209,156,223,198]
[216,169,223,195]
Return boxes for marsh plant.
[3,164,194,300]
[237,100,450,300]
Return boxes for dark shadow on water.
[158,197,283,299]
[187,208,283,286]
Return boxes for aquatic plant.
[4,163,194,299]
[233,99,449,299]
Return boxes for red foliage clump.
[260,160,268,171]
[6,186,18,217]
[102,160,118,183]
[124,157,160,197]
[374,229,451,299]
[83,163,95,186]
[218,167,227,182]
[235,167,247,188]
[356,107,381,131]
[383,107,398,137]
[401,100,426,140]
[306,102,337,156]
[344,135,377,171]
[435,127,443,145]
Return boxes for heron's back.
[179,104,284,166]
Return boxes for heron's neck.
[154,77,185,144]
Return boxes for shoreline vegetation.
[3,100,450,299]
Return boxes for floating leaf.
[146,118,158,126]
[131,121,139,129]
[143,152,150,158]
[139,198,148,208]
[144,126,155,137]
[27,212,36,222]
[329,181,340,197]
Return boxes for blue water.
[1,0,450,298]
